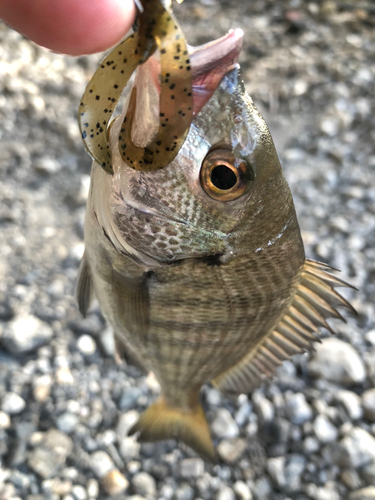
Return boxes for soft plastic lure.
[78,0,192,174]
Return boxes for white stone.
[233,481,252,500]
[0,411,11,429]
[76,335,96,356]
[211,408,239,439]
[308,338,366,384]
[284,392,313,425]
[3,314,53,354]
[336,427,375,468]
[335,390,363,420]
[89,451,115,479]
[313,415,338,443]
[1,392,26,415]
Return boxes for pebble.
[131,472,156,499]
[101,469,129,496]
[335,390,363,420]
[28,429,73,479]
[360,460,375,484]
[76,335,96,356]
[340,469,362,490]
[2,314,53,354]
[217,486,235,500]
[56,367,75,385]
[362,389,375,422]
[89,451,115,478]
[0,411,11,429]
[1,392,26,415]
[71,485,87,500]
[349,487,375,500]
[313,415,338,443]
[86,478,99,499]
[116,410,140,438]
[56,412,79,434]
[179,458,205,478]
[119,436,141,461]
[233,481,252,500]
[335,427,375,468]
[303,436,320,454]
[211,409,239,438]
[284,392,313,425]
[33,374,52,403]
[252,392,274,423]
[119,387,142,411]
[34,157,60,174]
[308,338,366,384]
[217,438,247,464]
[174,483,194,500]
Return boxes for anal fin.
[213,258,356,395]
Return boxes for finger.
[0,0,137,55]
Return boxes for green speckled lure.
[78,0,192,174]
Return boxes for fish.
[76,4,356,461]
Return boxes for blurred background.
[0,1,374,499]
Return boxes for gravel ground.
[1,1,375,499]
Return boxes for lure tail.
[128,396,216,462]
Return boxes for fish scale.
[77,15,355,460]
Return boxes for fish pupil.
[211,165,237,190]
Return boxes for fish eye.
[200,148,253,201]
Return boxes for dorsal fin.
[212,259,357,395]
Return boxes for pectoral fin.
[213,259,356,395]
[75,252,94,318]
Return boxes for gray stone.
[313,415,338,443]
[362,389,375,422]
[211,409,239,439]
[340,469,362,490]
[174,484,194,500]
[56,412,79,434]
[308,338,366,384]
[349,487,375,500]
[1,392,25,415]
[335,427,375,468]
[119,387,142,411]
[28,429,73,478]
[284,392,313,425]
[233,481,252,500]
[89,451,115,478]
[303,436,320,454]
[132,472,156,499]
[179,458,205,478]
[217,438,247,464]
[360,460,375,484]
[234,398,252,427]
[217,486,235,500]
[2,314,53,354]
[335,390,363,420]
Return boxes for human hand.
[0,0,137,55]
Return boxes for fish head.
[105,29,300,265]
